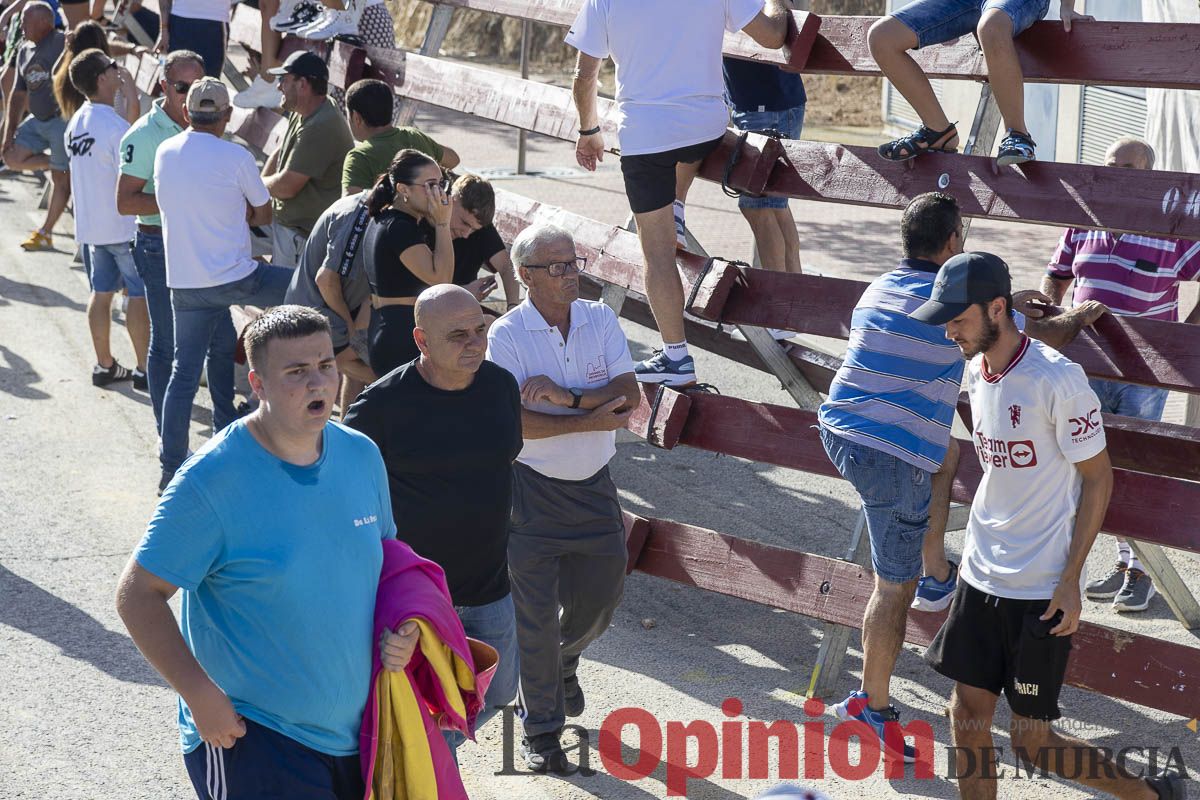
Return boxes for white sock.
[1128,555,1144,573]
[1116,541,1131,565]
[663,341,689,362]
[672,199,685,224]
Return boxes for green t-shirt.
[273,99,354,234]
[118,99,184,227]
[341,127,444,194]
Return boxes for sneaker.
[674,214,688,250]
[833,691,917,763]
[233,76,283,109]
[634,350,696,387]
[271,0,322,31]
[1147,770,1187,800]
[20,229,53,251]
[564,675,585,718]
[1085,561,1127,600]
[92,361,133,387]
[295,6,360,39]
[996,129,1036,167]
[157,471,172,497]
[1113,568,1156,612]
[521,731,570,774]
[132,368,148,391]
[268,0,304,27]
[912,560,958,612]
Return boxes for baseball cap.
[185,77,230,114]
[267,50,329,81]
[909,251,1013,325]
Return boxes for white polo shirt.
[961,337,1107,600]
[487,298,635,481]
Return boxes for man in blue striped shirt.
[819,193,1105,762]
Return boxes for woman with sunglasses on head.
[363,148,455,377]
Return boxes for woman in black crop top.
[363,149,455,376]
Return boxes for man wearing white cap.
[153,77,294,493]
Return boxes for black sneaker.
[93,361,133,387]
[132,368,148,391]
[1147,770,1187,800]
[564,675,585,718]
[521,731,570,774]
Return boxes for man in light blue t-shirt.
[116,305,419,800]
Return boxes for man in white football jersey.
[910,251,1184,800]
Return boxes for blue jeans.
[1088,377,1168,422]
[443,593,520,757]
[892,0,1049,49]
[729,105,805,210]
[86,242,144,296]
[820,426,931,584]
[168,14,227,78]
[159,262,293,478]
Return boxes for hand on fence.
[1013,289,1058,320]
[1074,300,1108,328]
[380,621,420,673]
[1058,1,1094,32]
[576,133,605,172]
[187,680,247,749]
[586,395,632,432]
[521,375,572,407]
[1042,583,1082,636]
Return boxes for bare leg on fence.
[866,19,955,139]
[860,574,918,711]
[921,437,958,582]
[633,205,686,345]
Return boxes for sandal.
[996,129,1037,166]
[877,123,959,161]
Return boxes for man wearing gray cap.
[911,252,1184,800]
[153,77,294,492]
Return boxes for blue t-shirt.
[135,419,397,756]
[722,57,806,113]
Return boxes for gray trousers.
[509,462,627,738]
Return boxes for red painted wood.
[701,134,1200,241]
[229,107,287,154]
[623,510,651,575]
[628,385,692,450]
[633,517,1200,719]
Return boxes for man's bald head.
[414,284,479,331]
[413,284,488,379]
[1105,137,1156,171]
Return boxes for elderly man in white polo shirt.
[486,223,637,774]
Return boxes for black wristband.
[578,126,601,136]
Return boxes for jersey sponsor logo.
[68,132,96,158]
[974,431,1038,469]
[1013,681,1039,696]
[353,514,378,527]
[1069,408,1102,443]
[1009,404,1021,428]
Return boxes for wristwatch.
[569,388,583,409]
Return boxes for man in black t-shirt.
[342,284,523,757]
[449,173,521,313]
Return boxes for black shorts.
[620,136,724,215]
[924,581,1072,721]
[182,719,363,800]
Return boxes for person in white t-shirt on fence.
[153,0,230,78]
[64,48,149,389]
[566,0,791,387]
[910,252,1185,800]
[153,77,293,494]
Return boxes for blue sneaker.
[912,560,957,612]
[833,691,917,763]
[634,350,696,387]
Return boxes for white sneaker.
[294,6,360,39]
[271,0,322,31]
[233,76,283,109]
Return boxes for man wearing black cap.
[262,50,354,268]
[911,252,1184,800]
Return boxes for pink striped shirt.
[1047,229,1200,321]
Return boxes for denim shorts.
[85,241,145,297]
[730,105,805,210]
[1088,377,1168,422]
[892,0,1050,49]
[820,426,931,584]
[14,114,68,172]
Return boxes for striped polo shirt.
[818,259,964,473]
[1048,229,1200,321]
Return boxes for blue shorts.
[821,426,931,584]
[85,242,145,297]
[182,719,363,800]
[730,105,805,210]
[14,114,68,172]
[1089,377,1168,422]
[892,0,1050,49]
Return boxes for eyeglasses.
[522,257,586,278]
[406,177,451,193]
[170,80,193,95]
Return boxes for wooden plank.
[702,133,1200,242]
[622,510,651,575]
[633,517,1200,720]
[627,385,692,450]
[229,107,288,155]
[229,3,263,53]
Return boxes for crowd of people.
[0,0,1195,797]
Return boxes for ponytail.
[365,148,439,219]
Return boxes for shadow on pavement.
[0,344,51,400]
[0,273,86,312]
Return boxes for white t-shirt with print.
[565,0,763,156]
[65,102,136,246]
[487,299,636,481]
[154,130,271,289]
[960,337,1107,600]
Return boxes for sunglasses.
[522,257,587,278]
[170,80,193,95]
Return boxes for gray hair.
[188,110,223,127]
[23,1,55,20]
[164,50,206,81]
[1107,136,1156,170]
[510,223,574,269]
